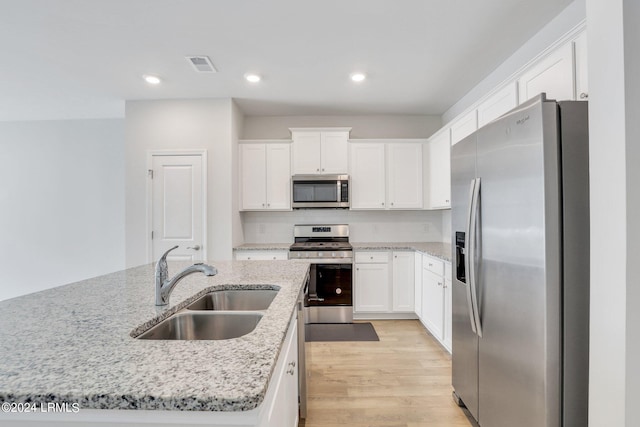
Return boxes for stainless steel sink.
[136,312,263,340]
[185,289,278,311]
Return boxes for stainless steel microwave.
[291,175,349,209]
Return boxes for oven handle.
[298,259,353,264]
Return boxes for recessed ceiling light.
[143,74,161,85]
[245,73,261,83]
[350,72,366,82]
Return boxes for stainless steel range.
[289,224,353,324]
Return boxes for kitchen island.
[0,260,309,426]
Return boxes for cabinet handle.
[262,203,265,207]
[391,202,394,206]
[247,257,251,260]
[272,256,276,260]
[370,256,373,260]
[322,168,325,172]
[317,168,320,172]
[381,202,385,206]
[446,199,450,203]
[267,203,270,207]
[438,282,443,287]
[288,361,296,367]
[286,368,295,375]
[580,92,589,99]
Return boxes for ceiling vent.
[186,56,217,73]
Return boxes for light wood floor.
[300,320,472,427]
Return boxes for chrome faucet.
[155,246,218,306]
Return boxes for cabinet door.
[518,41,574,103]
[451,110,477,145]
[292,132,321,174]
[414,253,423,319]
[574,31,589,101]
[444,277,452,352]
[387,143,423,209]
[425,132,451,209]
[392,252,415,312]
[421,268,444,340]
[320,131,349,174]
[264,317,298,427]
[265,144,291,210]
[240,144,267,210]
[355,263,390,312]
[477,82,518,128]
[349,143,386,209]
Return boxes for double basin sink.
[136,289,278,341]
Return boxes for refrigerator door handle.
[465,179,478,335]
[469,177,483,337]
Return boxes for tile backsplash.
[242,210,446,243]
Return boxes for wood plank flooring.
[300,320,472,427]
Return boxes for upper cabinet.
[450,110,478,145]
[349,140,424,210]
[518,41,574,104]
[477,82,519,128]
[574,31,589,101]
[290,128,350,174]
[424,130,451,209]
[239,141,291,211]
[387,143,423,209]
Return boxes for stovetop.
[290,241,353,251]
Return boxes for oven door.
[307,263,352,306]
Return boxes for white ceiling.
[0,0,574,121]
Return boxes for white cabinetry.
[450,110,478,145]
[387,143,423,209]
[518,41,575,104]
[424,131,451,209]
[354,251,390,312]
[477,82,519,128]
[290,128,350,175]
[263,314,299,427]
[419,255,453,352]
[444,262,452,351]
[354,251,419,317]
[349,141,424,210]
[235,250,289,261]
[392,252,415,312]
[349,143,386,209]
[240,142,291,211]
[574,31,589,101]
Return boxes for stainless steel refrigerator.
[451,94,589,427]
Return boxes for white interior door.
[150,153,206,262]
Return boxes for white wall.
[125,98,239,266]
[243,210,445,243]
[0,119,125,301]
[586,0,640,425]
[242,115,441,139]
[442,0,586,124]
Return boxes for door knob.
[187,245,201,251]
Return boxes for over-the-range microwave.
[291,174,349,209]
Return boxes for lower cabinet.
[354,251,415,316]
[263,314,299,427]
[235,250,289,260]
[354,253,390,312]
[418,254,452,352]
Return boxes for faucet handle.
[156,245,179,281]
[160,245,179,261]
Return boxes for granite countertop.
[235,242,452,262]
[0,260,310,412]
[234,243,292,251]
[351,242,452,262]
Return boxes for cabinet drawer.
[423,255,444,276]
[355,251,390,263]
[235,250,289,261]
